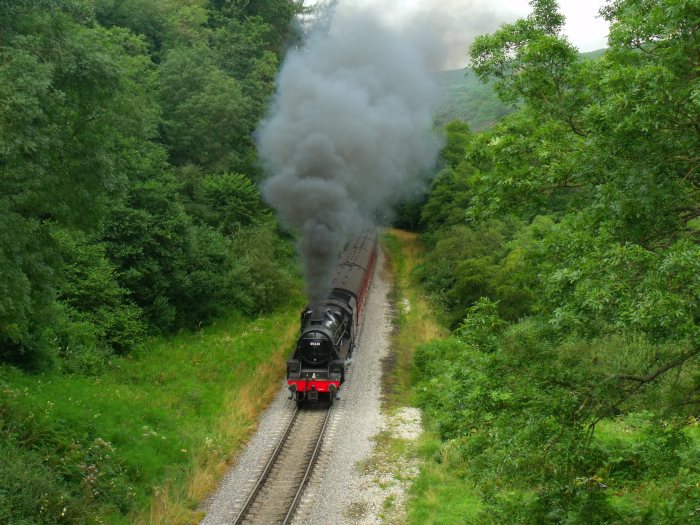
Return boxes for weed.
[344,501,368,520]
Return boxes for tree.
[159,45,252,171]
[470,0,587,135]
[415,0,700,521]
[0,2,160,365]
[210,0,305,51]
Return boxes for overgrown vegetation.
[0,304,302,524]
[383,231,482,524]
[382,230,447,409]
[0,0,306,521]
[409,0,700,522]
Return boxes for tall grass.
[0,298,303,524]
[382,230,446,407]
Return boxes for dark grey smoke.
[257,9,440,306]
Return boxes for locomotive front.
[298,329,334,365]
[297,308,344,365]
[287,306,351,404]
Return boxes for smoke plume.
[257,7,440,307]
[403,0,506,70]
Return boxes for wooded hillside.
[410,0,699,522]
[434,68,512,130]
[1,1,305,522]
[0,0,303,371]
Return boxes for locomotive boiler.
[287,230,377,405]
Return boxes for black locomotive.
[287,230,377,405]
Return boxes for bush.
[0,441,80,525]
[53,227,145,361]
[228,224,298,315]
[414,307,699,523]
[0,379,135,523]
[416,223,531,325]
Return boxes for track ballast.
[233,403,333,525]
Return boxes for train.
[287,230,378,406]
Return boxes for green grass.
[383,230,482,524]
[382,229,447,409]
[0,296,304,524]
[408,434,482,525]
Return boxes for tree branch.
[614,350,699,384]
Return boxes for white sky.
[305,0,610,69]
[392,0,610,51]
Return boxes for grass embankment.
[0,298,303,524]
[383,230,482,523]
[382,229,445,407]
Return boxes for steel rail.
[232,406,300,525]
[282,406,333,525]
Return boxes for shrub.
[0,441,81,525]
[228,224,298,315]
[0,379,134,522]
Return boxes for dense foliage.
[0,0,303,369]
[413,0,699,522]
[0,0,303,521]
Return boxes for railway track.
[233,403,333,525]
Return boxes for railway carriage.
[287,230,378,405]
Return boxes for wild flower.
[94,438,114,451]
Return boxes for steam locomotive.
[287,230,378,405]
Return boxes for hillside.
[434,68,512,130]
[434,48,607,130]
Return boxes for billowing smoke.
[403,0,508,70]
[303,0,522,71]
[257,7,440,307]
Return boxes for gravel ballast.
[201,248,420,524]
